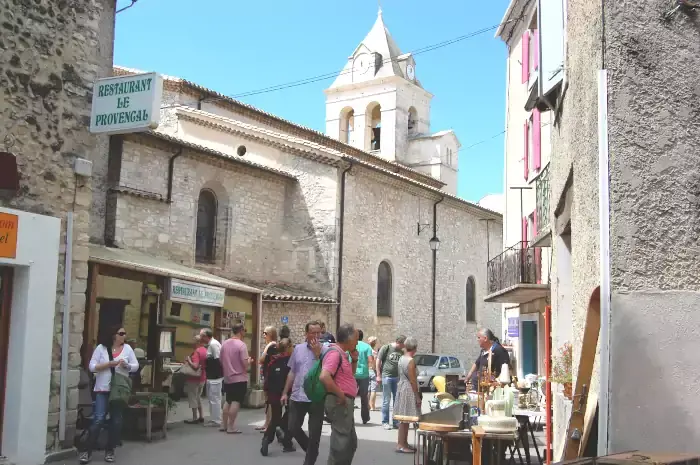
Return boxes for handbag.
[108,346,132,405]
[179,355,202,378]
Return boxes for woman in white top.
[79,325,138,465]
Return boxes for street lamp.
[429,235,440,251]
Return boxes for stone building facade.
[497,0,700,457]
[110,10,503,366]
[0,0,116,462]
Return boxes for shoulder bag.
[108,346,133,405]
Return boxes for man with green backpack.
[280,321,328,465]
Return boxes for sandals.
[396,447,416,454]
[226,429,242,434]
[255,425,267,431]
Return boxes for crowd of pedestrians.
[78,316,432,465]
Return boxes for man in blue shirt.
[354,329,373,424]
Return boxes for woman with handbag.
[183,335,207,424]
[80,325,138,464]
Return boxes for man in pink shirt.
[220,323,253,434]
[320,323,359,465]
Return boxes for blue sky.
[114,0,509,202]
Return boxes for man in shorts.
[220,323,253,434]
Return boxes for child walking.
[261,338,295,456]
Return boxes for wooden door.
[0,266,14,454]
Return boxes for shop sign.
[169,278,225,307]
[0,212,18,259]
[507,317,519,338]
[89,72,163,134]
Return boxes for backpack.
[265,355,290,396]
[303,347,344,403]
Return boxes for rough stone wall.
[548,0,603,454]
[603,0,700,453]
[175,115,339,296]
[341,167,502,364]
[0,0,115,452]
[260,302,333,350]
[113,137,315,289]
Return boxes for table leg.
[517,417,532,465]
[527,419,542,464]
[163,395,168,439]
[146,401,152,442]
[472,434,483,465]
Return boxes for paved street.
[56,396,432,465]
[53,394,544,465]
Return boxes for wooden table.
[130,392,169,442]
[472,426,518,465]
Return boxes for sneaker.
[78,452,91,464]
[206,420,221,427]
[104,450,115,463]
[282,444,297,453]
[260,439,270,457]
[383,423,392,430]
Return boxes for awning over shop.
[89,245,261,294]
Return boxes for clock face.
[406,64,415,80]
[353,53,371,77]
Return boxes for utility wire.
[116,0,138,14]
[161,14,523,108]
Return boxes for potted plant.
[551,342,573,400]
[245,383,266,409]
[123,394,177,438]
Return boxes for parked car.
[414,353,468,392]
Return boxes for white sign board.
[89,72,163,134]
[169,278,226,307]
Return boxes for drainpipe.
[58,212,74,445]
[166,148,183,203]
[335,162,353,333]
[597,69,611,456]
[430,196,444,353]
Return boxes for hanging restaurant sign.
[169,278,225,307]
[89,72,163,134]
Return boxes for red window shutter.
[533,29,539,71]
[533,109,541,171]
[523,120,530,180]
[521,31,530,84]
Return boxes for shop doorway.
[521,320,539,376]
[0,266,14,454]
[96,298,129,344]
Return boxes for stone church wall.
[113,137,309,288]
[260,302,335,351]
[341,167,502,363]
[173,113,340,295]
[0,0,116,453]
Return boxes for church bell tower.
[324,9,433,164]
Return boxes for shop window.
[196,189,217,262]
[377,260,392,317]
[202,312,211,323]
[170,303,181,317]
[466,276,476,323]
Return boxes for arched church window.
[366,102,382,151]
[196,189,217,262]
[339,108,355,145]
[466,276,476,323]
[377,261,393,317]
[408,107,417,135]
